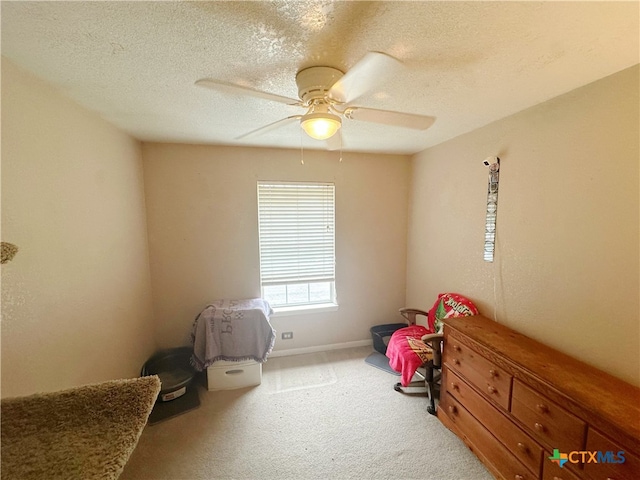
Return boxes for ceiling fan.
[195,51,435,149]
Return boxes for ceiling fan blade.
[325,129,343,151]
[236,116,302,140]
[344,107,435,130]
[196,79,302,106]
[328,52,403,104]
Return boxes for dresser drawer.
[583,428,640,480]
[444,333,513,410]
[441,392,536,480]
[542,454,581,480]
[445,367,544,476]
[511,380,586,452]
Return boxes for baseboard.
[269,339,372,358]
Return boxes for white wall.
[1,58,157,397]
[407,65,639,386]
[142,144,410,351]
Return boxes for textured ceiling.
[1,1,638,155]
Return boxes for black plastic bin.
[370,323,407,354]
[142,347,200,424]
[142,346,195,401]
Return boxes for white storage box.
[207,360,262,391]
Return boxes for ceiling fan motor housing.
[296,66,344,104]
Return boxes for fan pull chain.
[300,129,304,165]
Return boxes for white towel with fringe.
[191,298,275,371]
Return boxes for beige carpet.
[120,347,492,480]
[262,351,338,394]
[1,376,161,480]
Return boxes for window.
[257,182,336,310]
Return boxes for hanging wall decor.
[483,157,500,262]
[1,242,19,264]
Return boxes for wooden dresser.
[438,315,640,480]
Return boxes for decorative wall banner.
[483,157,500,262]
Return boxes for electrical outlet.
[281,332,293,340]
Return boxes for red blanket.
[386,325,433,387]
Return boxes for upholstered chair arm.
[399,307,429,325]
[420,333,444,343]
[421,333,444,368]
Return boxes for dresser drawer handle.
[489,369,497,378]
[487,385,497,394]
[453,358,460,365]
[536,403,549,413]
[515,475,524,480]
[517,442,529,453]
[450,382,459,391]
[453,345,462,352]
[448,405,457,415]
[534,422,545,432]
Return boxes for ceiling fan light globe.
[300,112,341,140]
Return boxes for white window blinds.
[257,182,335,286]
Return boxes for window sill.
[271,303,339,317]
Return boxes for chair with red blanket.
[385,293,479,415]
